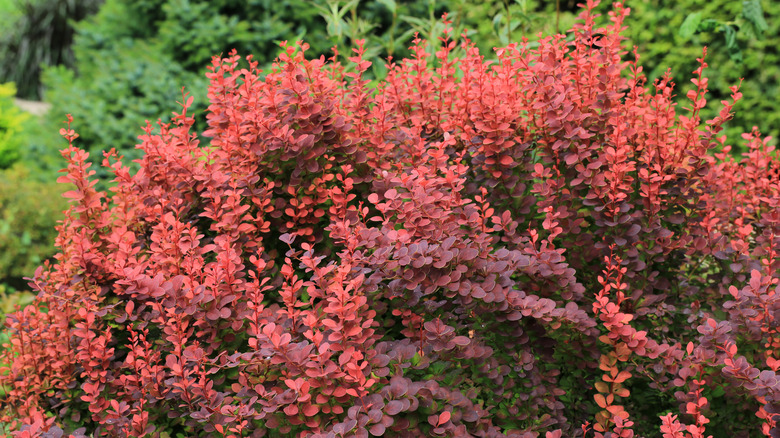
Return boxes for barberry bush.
[2,1,779,437]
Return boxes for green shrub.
[39,0,330,172]
[0,163,66,290]
[36,0,777,172]
[38,0,576,166]
[2,3,779,433]
[0,0,23,33]
[0,82,30,169]
[0,283,34,320]
[0,0,102,99]
[42,39,206,174]
[597,0,778,148]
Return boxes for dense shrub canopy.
[2,2,779,437]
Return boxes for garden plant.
[2,0,772,305]
[0,82,65,293]
[1,1,779,437]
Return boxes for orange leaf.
[613,370,632,383]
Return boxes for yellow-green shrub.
[0,83,29,169]
[0,163,66,289]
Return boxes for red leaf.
[301,404,318,416]
[369,424,386,436]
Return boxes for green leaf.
[394,28,418,47]
[399,15,426,28]
[742,0,769,38]
[723,24,737,49]
[698,19,721,33]
[727,38,743,63]
[20,231,30,246]
[342,0,361,18]
[376,0,396,14]
[679,11,702,40]
[492,12,504,31]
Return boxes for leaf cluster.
[1,2,780,437]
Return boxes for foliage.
[0,163,66,290]
[39,0,337,168]
[678,0,768,63]
[0,83,67,294]
[34,0,775,170]
[601,0,777,149]
[0,0,23,33]
[0,83,29,169]
[2,2,779,436]
[0,0,102,99]
[0,82,65,296]
[0,284,34,323]
[42,39,206,176]
[0,283,34,396]
[39,0,579,168]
